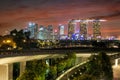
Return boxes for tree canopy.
[73,52,113,80]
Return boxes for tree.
[17,70,36,80]
[73,74,96,80]
[47,66,57,80]
[97,52,113,80]
[24,31,30,40]
[74,52,113,80]
[10,29,24,49]
[46,52,76,79]
[65,53,76,69]
[85,55,100,78]
[10,29,17,36]
[86,52,113,80]
[57,61,66,74]
[10,29,33,49]
[17,60,48,80]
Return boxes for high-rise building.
[58,24,65,40]
[28,22,38,39]
[37,25,46,40]
[44,27,48,40]
[52,29,59,40]
[47,25,53,40]
[68,19,75,39]
[58,24,65,35]
[92,20,101,40]
[79,20,88,40]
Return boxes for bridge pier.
[0,62,26,80]
[115,59,119,67]
[0,64,13,80]
[20,61,26,76]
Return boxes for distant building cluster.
[23,19,116,40]
[68,19,105,40]
[24,22,60,40]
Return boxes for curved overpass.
[0,47,120,64]
[0,48,120,80]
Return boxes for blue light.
[75,34,79,40]
[81,35,83,37]
[80,35,85,40]
[71,34,76,40]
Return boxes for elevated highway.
[0,47,120,80]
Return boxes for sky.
[0,0,120,37]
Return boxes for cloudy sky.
[0,0,120,37]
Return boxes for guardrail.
[0,48,120,58]
[56,61,89,80]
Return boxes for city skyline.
[0,0,120,38]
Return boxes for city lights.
[0,1,119,80]
[3,39,12,44]
[28,22,35,27]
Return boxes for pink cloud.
[0,0,120,36]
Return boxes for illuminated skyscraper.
[47,25,53,40]
[37,25,49,40]
[80,20,87,40]
[28,22,38,39]
[58,24,64,35]
[58,24,65,40]
[92,20,101,40]
[53,29,59,40]
[68,19,75,39]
